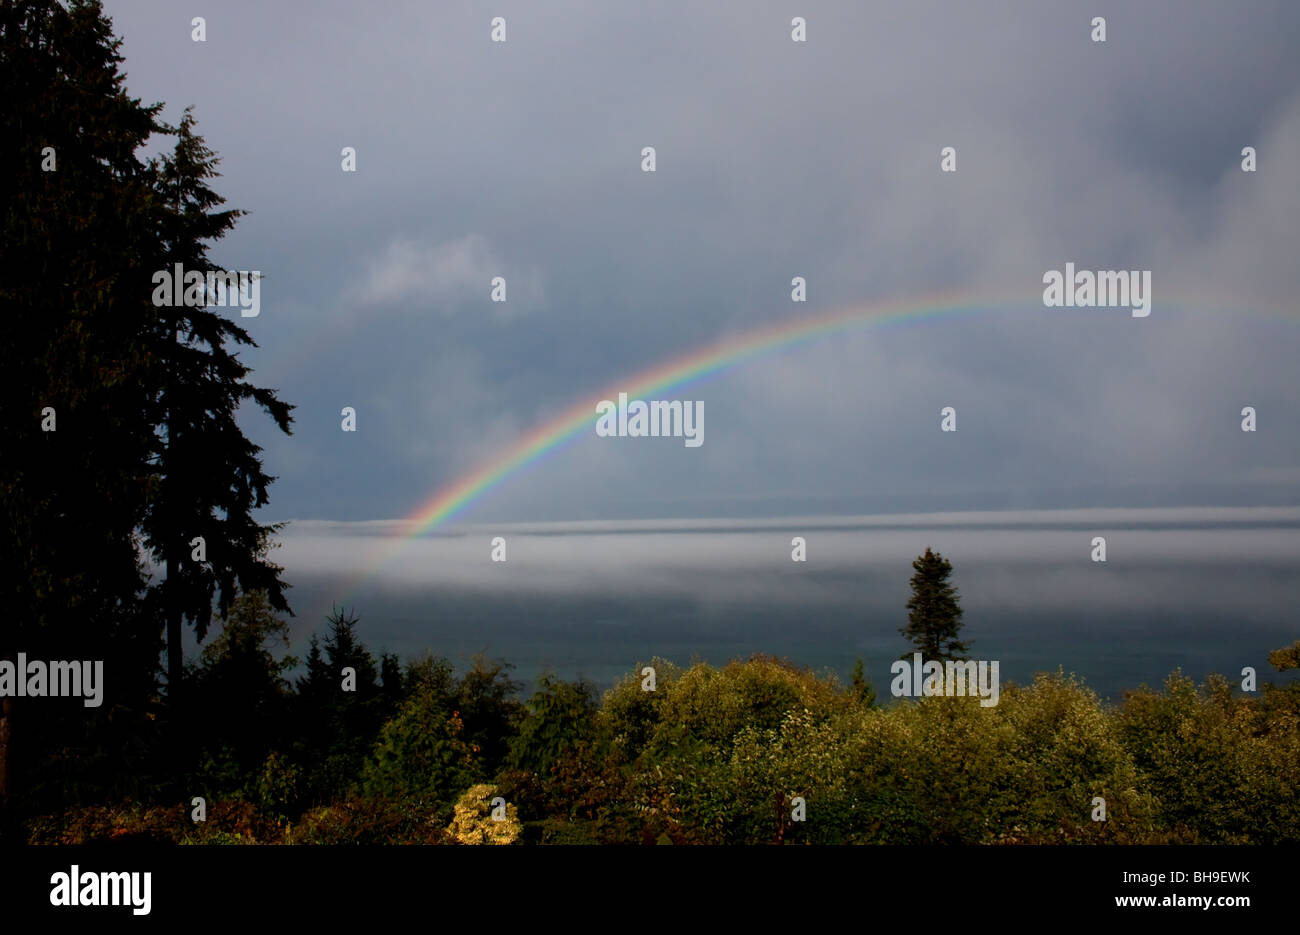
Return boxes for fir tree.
[139,107,294,703]
[294,608,384,801]
[189,589,297,780]
[0,0,165,826]
[899,547,969,662]
[0,1,294,823]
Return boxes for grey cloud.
[100,0,1300,527]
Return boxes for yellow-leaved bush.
[447,783,522,845]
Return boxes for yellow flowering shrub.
[447,783,521,844]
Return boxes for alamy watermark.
[1043,263,1151,317]
[890,652,1000,707]
[50,866,150,915]
[0,654,103,707]
[151,262,260,317]
[595,392,703,447]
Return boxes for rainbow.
[325,286,1278,604]
[406,287,1019,533]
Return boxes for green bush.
[508,674,599,776]
[362,670,476,810]
[1117,671,1300,843]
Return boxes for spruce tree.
[189,589,296,778]
[0,0,164,825]
[140,107,294,704]
[0,0,294,824]
[295,608,383,800]
[899,547,969,661]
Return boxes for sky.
[102,2,1300,667]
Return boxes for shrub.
[447,784,521,845]
[362,673,475,809]
[290,796,447,845]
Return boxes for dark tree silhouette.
[899,547,969,661]
[0,0,165,828]
[294,607,390,801]
[140,107,294,704]
[0,1,293,831]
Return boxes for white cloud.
[352,233,543,317]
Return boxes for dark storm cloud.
[101,0,1300,525]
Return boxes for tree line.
[23,591,1300,844]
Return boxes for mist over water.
[259,509,1300,702]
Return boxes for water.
[278,563,1300,705]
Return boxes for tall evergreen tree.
[0,0,294,827]
[899,547,969,661]
[140,107,294,703]
[0,0,164,826]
